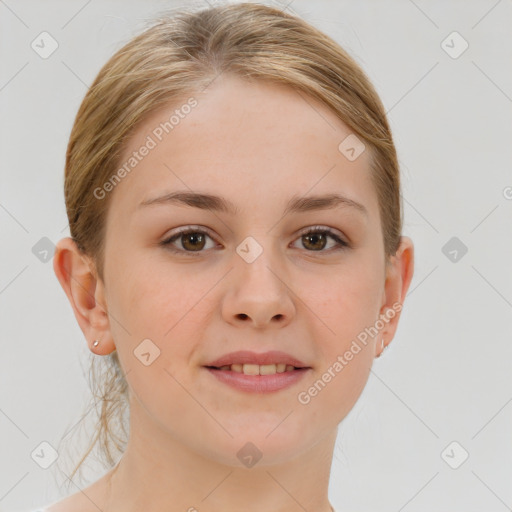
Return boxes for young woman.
[41,3,414,511]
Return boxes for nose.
[222,251,296,329]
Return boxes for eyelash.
[160,225,349,256]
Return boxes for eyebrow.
[138,191,368,217]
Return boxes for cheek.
[322,345,374,425]
[111,254,185,333]
[294,333,374,432]
[315,256,382,411]
[107,269,198,418]
[312,259,384,343]
[108,260,205,374]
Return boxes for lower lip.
[204,367,311,393]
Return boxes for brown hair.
[59,2,403,486]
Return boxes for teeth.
[218,363,297,375]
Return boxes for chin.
[197,424,315,468]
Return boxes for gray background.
[1,0,511,511]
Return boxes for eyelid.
[165,224,216,238]
[164,224,346,240]
[296,224,346,239]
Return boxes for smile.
[204,366,311,393]
[206,363,299,375]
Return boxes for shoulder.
[32,489,96,511]
[34,471,113,512]
[32,494,91,512]
[33,492,95,512]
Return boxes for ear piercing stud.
[93,339,100,348]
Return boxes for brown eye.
[301,232,328,251]
[292,227,349,253]
[162,228,216,254]
[180,232,207,251]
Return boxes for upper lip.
[205,350,310,368]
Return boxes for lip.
[205,367,311,393]
[205,350,310,368]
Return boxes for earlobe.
[376,236,415,357]
[53,237,116,355]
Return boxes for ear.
[375,235,415,357]
[53,237,116,355]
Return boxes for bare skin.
[52,74,414,512]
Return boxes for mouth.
[204,363,309,375]
[203,364,312,393]
[203,350,312,392]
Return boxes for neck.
[100,397,337,512]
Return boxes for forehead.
[107,74,379,222]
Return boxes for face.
[98,74,391,466]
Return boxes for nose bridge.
[235,233,285,292]
[224,233,295,327]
